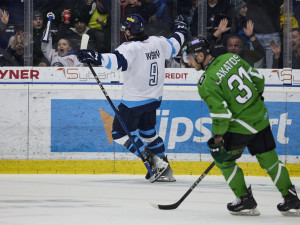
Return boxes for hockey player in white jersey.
[77,14,188,182]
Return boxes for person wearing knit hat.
[33,11,43,20]
[233,0,247,14]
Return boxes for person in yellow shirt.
[88,0,110,31]
[279,3,299,32]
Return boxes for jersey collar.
[204,56,215,71]
[129,35,149,42]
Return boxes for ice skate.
[147,154,169,183]
[156,156,176,182]
[142,150,170,183]
[277,185,300,216]
[227,186,260,216]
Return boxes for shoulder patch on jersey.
[198,75,206,86]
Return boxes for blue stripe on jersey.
[121,97,162,108]
[113,50,128,71]
[172,32,182,46]
[139,128,156,136]
[166,39,176,59]
[148,141,164,150]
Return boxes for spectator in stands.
[1,31,24,66]
[119,0,157,39]
[293,0,300,26]
[210,17,265,67]
[271,28,300,69]
[291,29,300,68]
[55,10,109,53]
[230,0,251,46]
[33,11,49,66]
[279,2,299,34]
[122,0,156,24]
[245,0,283,68]
[190,0,233,38]
[177,0,198,23]
[153,0,173,27]
[77,0,111,48]
[226,33,265,68]
[144,0,173,36]
[0,9,9,35]
[0,0,24,29]
[87,0,111,31]
[41,34,83,67]
[0,8,9,64]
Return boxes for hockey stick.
[80,34,155,180]
[153,161,215,210]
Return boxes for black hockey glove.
[77,49,102,66]
[174,15,189,37]
[207,138,232,164]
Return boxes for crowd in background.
[0,0,299,68]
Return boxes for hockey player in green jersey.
[184,36,300,216]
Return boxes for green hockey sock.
[256,150,292,196]
[215,160,247,197]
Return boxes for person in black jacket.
[190,0,233,38]
[33,11,50,66]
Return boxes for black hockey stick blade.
[153,162,215,210]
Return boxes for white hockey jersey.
[101,32,184,107]
[41,36,83,67]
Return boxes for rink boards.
[0,67,300,176]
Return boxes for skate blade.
[229,208,260,216]
[280,209,300,216]
[156,165,176,182]
[155,176,176,182]
[148,166,169,183]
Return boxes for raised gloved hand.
[174,15,189,37]
[77,49,102,66]
[207,138,232,164]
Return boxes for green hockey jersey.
[198,53,269,135]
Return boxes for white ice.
[0,174,299,225]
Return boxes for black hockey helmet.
[186,36,210,55]
[183,36,210,69]
[121,14,144,35]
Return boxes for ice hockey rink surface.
[0,174,299,225]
